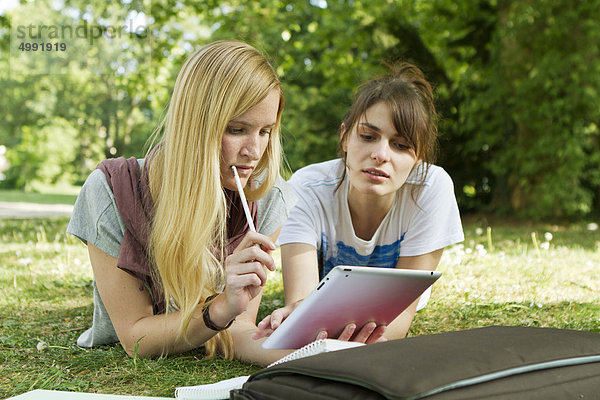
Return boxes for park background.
[0,0,599,398]
[1,0,600,218]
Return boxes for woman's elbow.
[120,336,160,358]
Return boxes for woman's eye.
[359,134,374,141]
[259,129,272,136]
[227,126,244,134]
[392,141,410,150]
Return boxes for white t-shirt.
[278,159,464,310]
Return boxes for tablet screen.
[262,266,441,349]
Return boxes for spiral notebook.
[174,339,364,400]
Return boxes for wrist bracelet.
[202,294,234,331]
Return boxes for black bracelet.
[202,294,234,331]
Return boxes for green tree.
[457,0,599,217]
[413,0,600,217]
[1,0,164,186]
[2,0,599,217]
[206,0,446,171]
[5,117,78,190]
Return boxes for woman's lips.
[363,168,389,181]
[234,165,254,175]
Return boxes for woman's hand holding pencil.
[207,167,277,324]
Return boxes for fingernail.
[317,332,326,340]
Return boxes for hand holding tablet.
[255,301,386,344]
[257,266,441,349]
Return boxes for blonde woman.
[68,41,294,365]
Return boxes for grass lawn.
[1,215,599,398]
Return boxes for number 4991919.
[18,42,67,52]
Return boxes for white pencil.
[231,166,256,232]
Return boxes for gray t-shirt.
[67,161,296,347]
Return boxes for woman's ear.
[340,123,348,152]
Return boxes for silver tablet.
[262,266,442,349]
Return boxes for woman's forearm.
[230,321,292,366]
[120,304,220,357]
[381,300,419,341]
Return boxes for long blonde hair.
[146,41,283,358]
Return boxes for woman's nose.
[371,142,390,163]
[240,133,261,160]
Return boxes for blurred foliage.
[433,0,600,218]
[5,118,77,189]
[0,0,599,218]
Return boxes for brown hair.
[339,62,438,187]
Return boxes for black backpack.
[231,326,600,399]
